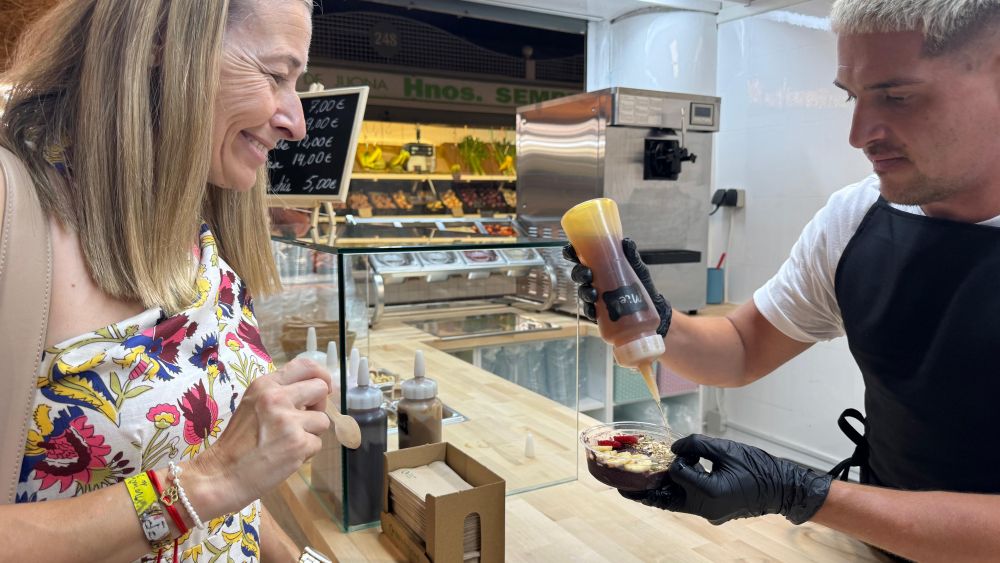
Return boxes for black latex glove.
[562,239,672,337]
[621,434,832,525]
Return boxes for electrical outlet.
[729,188,746,208]
[722,188,745,208]
[712,188,746,209]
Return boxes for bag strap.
[0,146,52,505]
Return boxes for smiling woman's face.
[208,0,311,191]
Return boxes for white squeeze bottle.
[295,327,327,364]
[396,350,443,449]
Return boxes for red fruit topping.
[597,440,616,447]
[614,435,639,444]
[610,441,622,449]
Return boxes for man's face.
[836,30,1000,211]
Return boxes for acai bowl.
[581,421,682,492]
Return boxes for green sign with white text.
[306,67,579,113]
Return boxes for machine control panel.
[611,89,720,132]
[689,103,716,127]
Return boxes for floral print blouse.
[17,225,274,562]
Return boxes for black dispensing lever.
[643,139,697,180]
[643,108,697,181]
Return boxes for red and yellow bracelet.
[147,469,188,536]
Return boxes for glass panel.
[259,237,579,531]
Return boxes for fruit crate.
[453,184,514,213]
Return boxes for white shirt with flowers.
[17,225,274,563]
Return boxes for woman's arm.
[813,481,1000,562]
[0,465,187,562]
[0,358,332,562]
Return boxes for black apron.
[829,197,1000,493]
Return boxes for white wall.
[712,1,873,467]
[587,11,717,96]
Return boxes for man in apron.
[567,1,1000,560]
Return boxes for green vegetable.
[458,136,489,176]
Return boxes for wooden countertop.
[264,304,883,562]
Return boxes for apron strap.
[828,408,871,482]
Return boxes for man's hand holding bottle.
[562,238,672,337]
[563,240,832,526]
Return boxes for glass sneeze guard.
[258,232,579,532]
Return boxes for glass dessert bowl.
[581,421,681,492]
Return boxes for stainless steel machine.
[515,87,721,313]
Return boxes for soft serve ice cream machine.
[514,87,721,313]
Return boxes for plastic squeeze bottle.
[310,342,342,493]
[561,198,668,424]
[344,357,387,526]
[295,327,327,364]
[396,350,443,449]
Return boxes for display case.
[337,177,516,217]
[256,231,579,532]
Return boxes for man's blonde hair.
[0,0,286,313]
[831,0,1000,56]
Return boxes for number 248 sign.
[370,21,400,58]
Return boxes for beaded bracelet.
[168,461,206,530]
[147,469,188,535]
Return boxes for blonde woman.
[0,1,335,561]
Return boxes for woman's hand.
[186,358,333,518]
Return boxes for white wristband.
[169,461,206,530]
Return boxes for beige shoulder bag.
[0,146,52,505]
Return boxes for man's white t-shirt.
[753,174,1000,343]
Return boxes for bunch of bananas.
[359,145,386,170]
[389,149,410,172]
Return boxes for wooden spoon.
[323,344,361,449]
[326,403,362,449]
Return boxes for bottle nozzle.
[326,341,339,375]
[306,326,318,352]
[414,349,425,379]
[349,348,360,379]
[357,357,370,387]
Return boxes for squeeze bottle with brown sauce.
[396,350,443,449]
[562,198,667,419]
[345,357,387,525]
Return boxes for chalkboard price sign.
[267,86,369,203]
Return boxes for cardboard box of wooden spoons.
[380,442,505,562]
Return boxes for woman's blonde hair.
[1,0,283,313]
